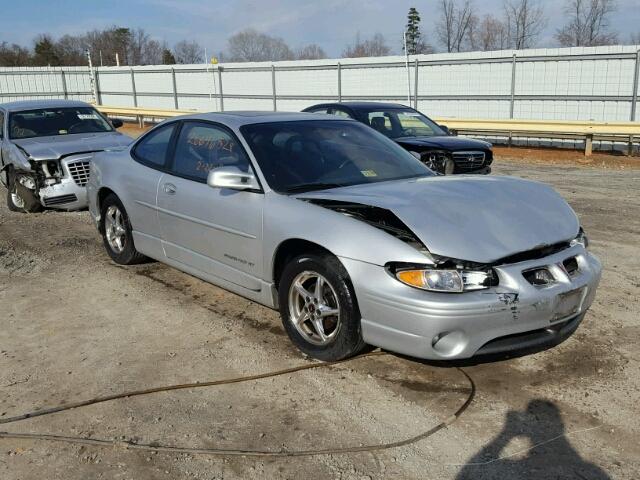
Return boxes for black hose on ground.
[0,351,475,457]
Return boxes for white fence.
[1,45,639,122]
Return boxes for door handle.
[163,183,177,195]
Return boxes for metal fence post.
[217,67,224,112]
[60,70,68,99]
[509,54,517,119]
[271,64,277,111]
[130,68,137,107]
[631,49,639,122]
[95,69,102,105]
[337,62,342,102]
[171,67,179,109]
[414,58,419,110]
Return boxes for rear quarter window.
[132,123,177,167]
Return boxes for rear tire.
[100,193,147,265]
[278,252,366,361]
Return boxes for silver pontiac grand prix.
[87,112,602,361]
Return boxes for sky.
[2,0,639,59]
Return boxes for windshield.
[364,108,445,139]
[240,120,433,193]
[9,107,113,139]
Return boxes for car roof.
[0,99,92,112]
[305,101,413,111]
[167,110,354,128]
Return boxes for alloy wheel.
[104,205,127,254]
[11,191,25,210]
[288,271,341,346]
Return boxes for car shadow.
[455,399,610,480]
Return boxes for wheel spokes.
[105,206,126,254]
[311,317,327,341]
[319,306,339,318]
[288,271,341,346]
[293,279,314,299]
[314,276,324,299]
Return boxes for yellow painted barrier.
[434,118,640,155]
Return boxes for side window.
[0,111,4,139]
[368,112,393,136]
[133,123,176,167]
[330,109,353,119]
[172,122,250,182]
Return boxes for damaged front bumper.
[341,243,602,360]
[33,156,91,210]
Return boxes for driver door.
[157,121,264,291]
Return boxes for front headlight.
[570,227,589,249]
[395,268,494,292]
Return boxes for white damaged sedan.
[87,112,601,361]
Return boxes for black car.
[302,102,492,175]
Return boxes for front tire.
[278,253,366,361]
[100,193,147,265]
[6,170,42,213]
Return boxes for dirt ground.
[1,151,639,479]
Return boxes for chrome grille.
[67,160,91,186]
[452,151,485,172]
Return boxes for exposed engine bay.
[2,151,94,212]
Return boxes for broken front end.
[3,148,92,211]
[303,198,601,360]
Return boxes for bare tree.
[472,14,509,50]
[435,0,476,52]
[55,35,86,65]
[173,40,204,64]
[0,42,32,66]
[296,44,327,60]
[504,0,547,49]
[555,0,618,47]
[83,27,132,65]
[127,28,165,65]
[343,33,391,57]
[227,29,294,62]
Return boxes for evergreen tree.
[162,48,176,64]
[33,35,60,66]
[405,7,422,54]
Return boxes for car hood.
[13,132,132,161]
[396,136,491,151]
[298,175,579,264]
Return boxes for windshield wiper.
[285,182,345,194]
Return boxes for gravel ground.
[0,158,639,479]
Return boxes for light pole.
[403,31,411,105]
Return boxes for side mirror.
[409,151,422,160]
[207,166,260,191]
[111,119,124,129]
[438,124,451,135]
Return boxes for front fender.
[5,143,32,171]
[262,193,433,283]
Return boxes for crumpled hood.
[298,175,579,264]
[14,132,132,161]
[396,136,491,151]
